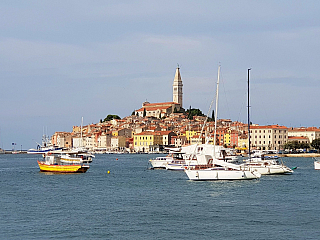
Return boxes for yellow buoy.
[107,170,110,174]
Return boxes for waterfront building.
[250,125,288,151]
[133,131,162,152]
[288,127,320,143]
[237,133,248,151]
[287,136,309,144]
[160,131,177,146]
[51,132,72,148]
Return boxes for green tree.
[186,108,205,120]
[131,110,135,116]
[143,108,146,117]
[311,138,320,151]
[102,114,121,122]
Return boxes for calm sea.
[0,154,319,239]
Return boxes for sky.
[1,0,320,150]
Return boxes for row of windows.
[134,142,153,146]
[251,130,287,134]
[254,141,285,145]
[135,136,164,140]
[253,135,287,139]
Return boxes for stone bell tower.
[172,65,183,108]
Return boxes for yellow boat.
[37,160,89,173]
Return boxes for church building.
[135,66,183,118]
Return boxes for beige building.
[288,136,309,144]
[250,125,288,151]
[288,127,320,143]
[135,102,181,118]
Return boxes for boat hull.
[245,165,293,175]
[185,168,261,181]
[314,161,320,170]
[149,159,171,169]
[37,161,89,173]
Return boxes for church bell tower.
[173,65,183,108]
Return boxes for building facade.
[288,127,320,143]
[250,125,288,151]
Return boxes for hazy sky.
[1,0,320,149]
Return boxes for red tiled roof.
[250,125,288,129]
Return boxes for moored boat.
[149,156,174,169]
[184,66,260,181]
[185,167,261,181]
[37,154,90,173]
[314,158,320,170]
[241,158,293,175]
[37,160,89,173]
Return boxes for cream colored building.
[288,127,320,143]
[250,125,288,151]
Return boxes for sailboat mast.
[213,65,221,157]
[247,68,251,159]
[81,117,83,148]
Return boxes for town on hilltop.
[50,67,320,154]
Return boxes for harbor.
[0,153,319,239]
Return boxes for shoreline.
[282,153,320,158]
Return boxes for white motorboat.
[149,156,174,169]
[185,166,261,181]
[241,159,293,175]
[314,158,320,170]
[59,151,95,164]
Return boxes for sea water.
[0,154,319,239]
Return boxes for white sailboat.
[240,69,293,175]
[184,66,261,181]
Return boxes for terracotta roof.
[250,125,288,129]
[136,106,172,112]
[144,102,177,106]
[289,127,320,132]
[288,136,309,139]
